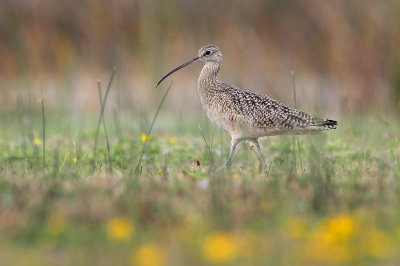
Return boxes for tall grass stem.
[41,99,46,177]
[98,82,113,173]
[92,68,116,170]
[134,82,172,176]
[198,125,215,174]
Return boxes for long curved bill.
[156,56,200,88]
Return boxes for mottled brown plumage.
[157,44,337,172]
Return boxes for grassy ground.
[0,105,400,265]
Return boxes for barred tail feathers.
[320,119,338,129]
[294,117,338,134]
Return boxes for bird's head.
[156,44,222,87]
[197,44,222,64]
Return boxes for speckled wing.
[224,85,337,131]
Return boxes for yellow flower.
[33,138,42,146]
[132,243,165,266]
[141,134,152,142]
[203,232,237,263]
[46,213,67,236]
[321,214,356,242]
[73,157,78,163]
[106,217,134,242]
[301,213,357,262]
[168,137,177,144]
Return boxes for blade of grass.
[41,99,46,177]
[92,68,116,170]
[72,137,79,164]
[133,82,172,176]
[198,125,212,159]
[114,73,123,140]
[198,125,215,174]
[16,98,28,159]
[98,81,113,173]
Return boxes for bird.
[156,44,337,172]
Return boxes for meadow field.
[0,75,399,265]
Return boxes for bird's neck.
[198,62,221,89]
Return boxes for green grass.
[0,108,399,265]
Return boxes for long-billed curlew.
[157,44,337,172]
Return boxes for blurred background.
[2,2,400,265]
[1,0,400,116]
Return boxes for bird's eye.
[204,50,211,56]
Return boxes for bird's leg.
[215,137,241,174]
[250,139,266,173]
[226,137,240,167]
